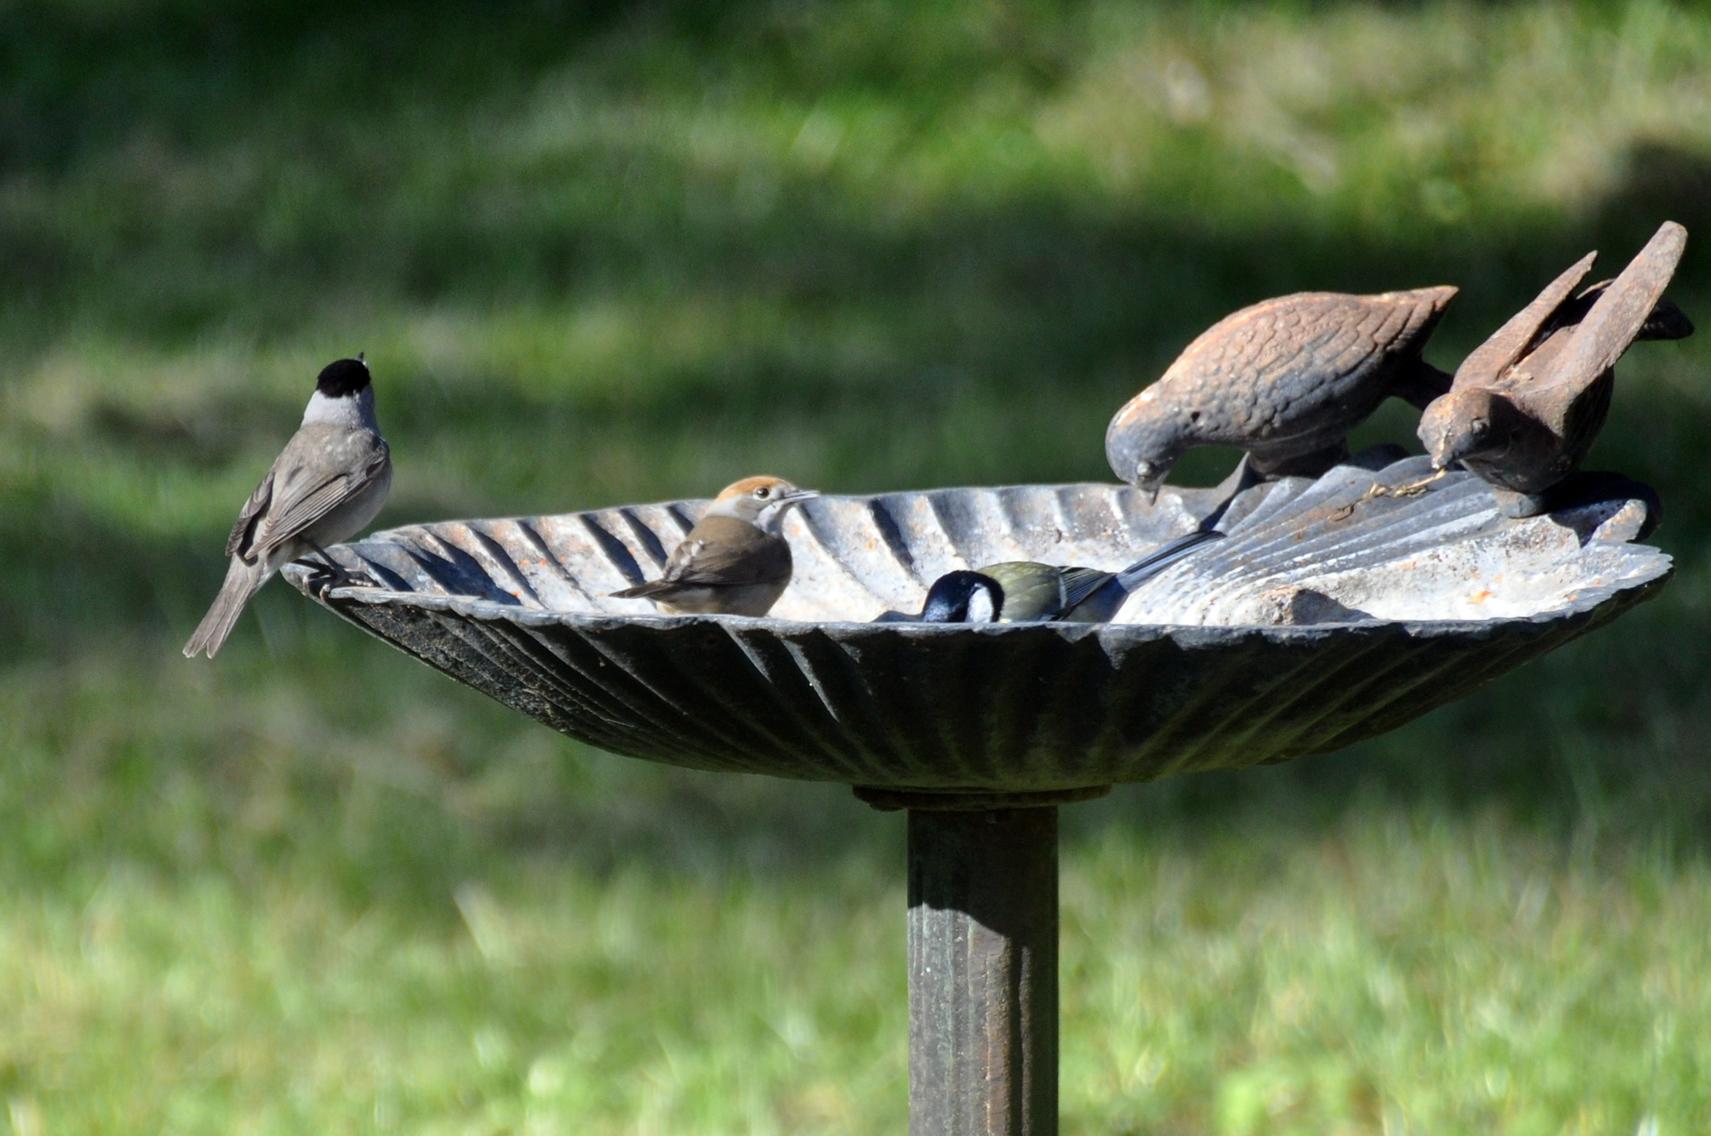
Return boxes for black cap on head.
[315,356,371,398]
[921,570,1004,623]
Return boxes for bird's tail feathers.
[182,557,267,658]
[610,579,670,600]
[1115,529,1223,588]
[1639,296,1693,342]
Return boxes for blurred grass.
[3,0,1711,1132]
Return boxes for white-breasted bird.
[611,476,818,616]
[907,529,1222,623]
[182,357,392,658]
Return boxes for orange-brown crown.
[715,475,799,500]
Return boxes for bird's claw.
[295,557,379,598]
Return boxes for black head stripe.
[315,357,372,398]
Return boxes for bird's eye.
[754,486,771,499]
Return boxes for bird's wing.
[1454,252,1596,390]
[250,431,390,557]
[658,516,791,588]
[978,562,1074,621]
[1534,222,1686,400]
[978,562,1115,620]
[1055,567,1118,613]
[1550,281,1693,342]
[1164,288,1456,440]
[224,470,275,561]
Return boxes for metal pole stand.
[856,787,1110,1136]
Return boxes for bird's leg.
[293,541,379,597]
[290,540,340,572]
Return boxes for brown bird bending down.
[611,476,818,616]
[1106,286,1457,501]
[1416,221,1691,517]
[184,357,392,658]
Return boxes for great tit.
[912,529,1222,623]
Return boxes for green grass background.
[4,1,1711,1132]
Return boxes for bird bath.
[286,456,1670,1135]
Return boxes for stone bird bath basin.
[285,455,1669,1134]
[284,456,1667,791]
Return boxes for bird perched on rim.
[1417,221,1691,517]
[903,529,1222,624]
[1106,286,1458,501]
[183,356,392,658]
[611,476,818,616]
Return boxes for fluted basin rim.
[281,464,1672,789]
[305,571,1670,638]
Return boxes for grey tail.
[1114,529,1223,589]
[183,558,265,658]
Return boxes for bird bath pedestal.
[286,458,1669,1135]
[878,792,1082,1133]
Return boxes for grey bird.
[183,357,393,658]
[1106,287,1457,501]
[1417,221,1691,517]
[908,530,1223,624]
[611,476,818,616]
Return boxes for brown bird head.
[706,476,819,533]
[1104,385,1190,503]
[1417,389,1521,470]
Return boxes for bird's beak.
[1131,461,1166,505]
[782,488,820,505]
[1424,438,1457,471]
[1136,471,1163,506]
